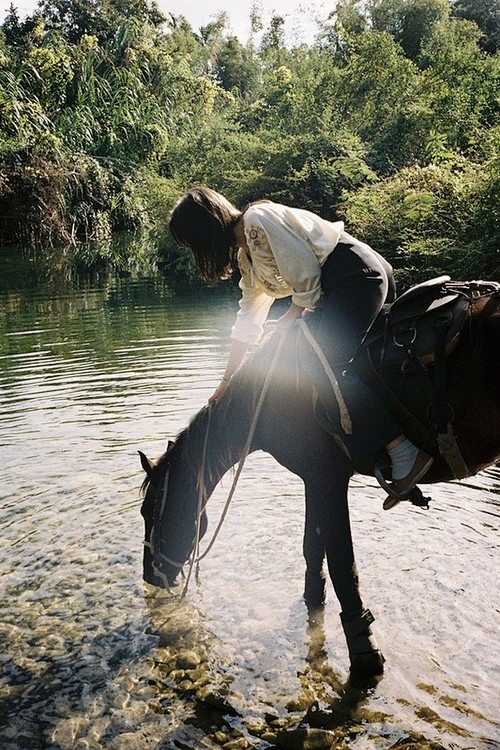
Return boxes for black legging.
[307,232,401,458]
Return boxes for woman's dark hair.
[169,187,241,283]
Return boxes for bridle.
[146,328,288,596]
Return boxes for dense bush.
[343,156,500,284]
[0,0,498,281]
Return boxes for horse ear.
[167,440,174,452]
[138,450,155,477]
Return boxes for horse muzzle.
[143,542,183,589]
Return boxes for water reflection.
[142,590,384,748]
[0,247,499,749]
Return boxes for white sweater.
[231,202,344,344]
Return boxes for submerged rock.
[276,727,339,749]
[223,739,250,750]
[197,686,240,716]
[176,649,202,669]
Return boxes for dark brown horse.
[139,284,500,675]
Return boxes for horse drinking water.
[140,279,500,675]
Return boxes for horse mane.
[141,331,289,495]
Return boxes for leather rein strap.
[432,313,470,479]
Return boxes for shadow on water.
[139,589,449,750]
[0,616,154,748]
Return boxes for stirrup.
[374,464,432,508]
[375,464,411,500]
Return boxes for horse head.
[139,438,209,589]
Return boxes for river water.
[0,248,499,750]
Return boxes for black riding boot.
[340,608,385,676]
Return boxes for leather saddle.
[351,276,499,483]
[303,276,499,484]
[361,275,496,370]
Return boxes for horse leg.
[303,490,327,607]
[306,468,385,676]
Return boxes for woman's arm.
[208,338,249,404]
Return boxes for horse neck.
[178,400,254,497]
[176,331,298,493]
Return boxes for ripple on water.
[0,272,499,749]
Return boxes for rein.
[180,328,288,596]
[181,402,212,596]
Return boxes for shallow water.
[0,254,499,749]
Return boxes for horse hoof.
[349,650,385,678]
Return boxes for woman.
[169,186,433,509]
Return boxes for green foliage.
[231,131,378,217]
[0,3,225,249]
[335,31,420,139]
[400,0,450,60]
[452,0,500,54]
[0,146,148,245]
[342,157,500,282]
[0,0,498,284]
[369,0,450,61]
[335,0,368,36]
[418,19,499,156]
[36,0,166,44]
[260,14,286,64]
[214,36,261,96]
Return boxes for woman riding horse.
[169,187,433,509]
[140,274,500,675]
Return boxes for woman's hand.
[208,339,249,404]
[273,302,305,331]
[208,379,230,404]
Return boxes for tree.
[215,36,261,96]
[418,17,498,157]
[36,0,165,44]
[369,0,449,61]
[336,30,419,139]
[399,0,449,60]
[369,0,406,37]
[249,1,264,45]
[335,0,367,35]
[2,3,40,49]
[260,14,286,64]
[316,2,366,63]
[452,0,500,54]
[2,4,22,47]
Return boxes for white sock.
[388,438,419,480]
